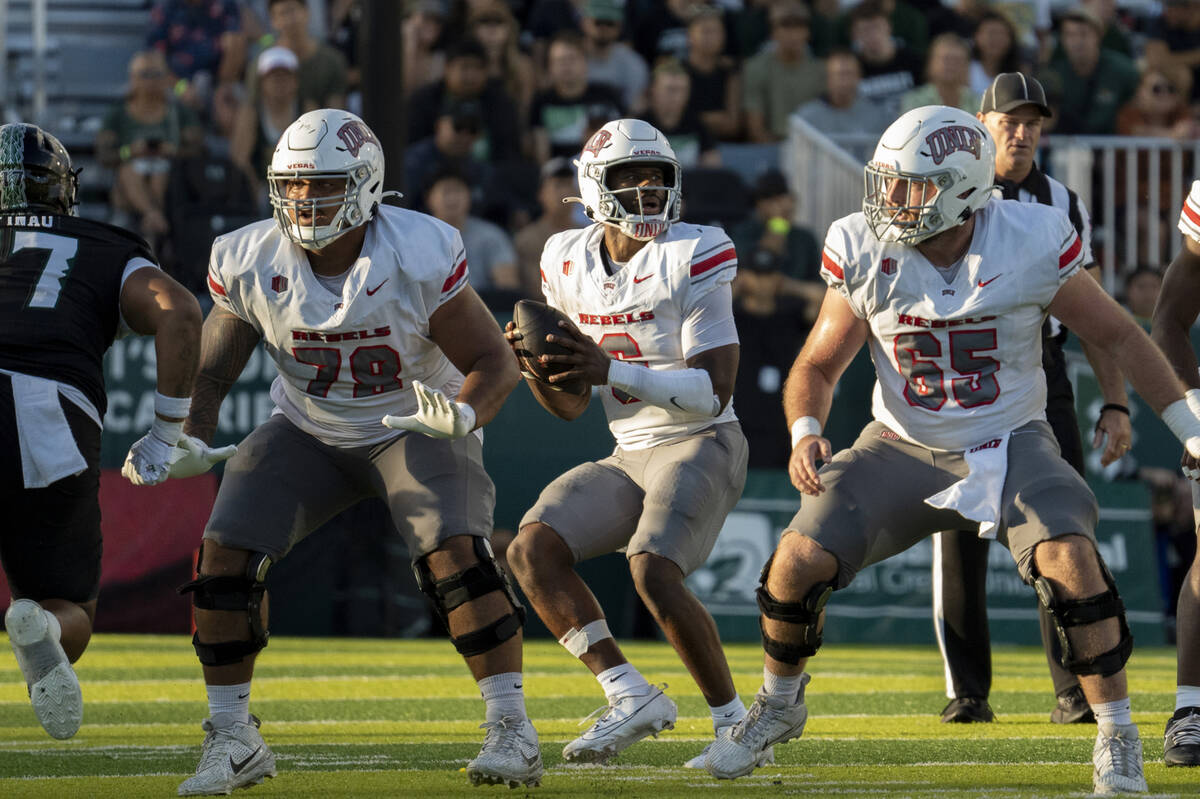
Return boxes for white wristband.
[790,416,822,449]
[456,402,477,433]
[1163,390,1200,448]
[154,391,192,420]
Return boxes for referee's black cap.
[979,73,1053,118]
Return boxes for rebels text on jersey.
[822,199,1085,451]
[540,223,739,449]
[208,206,469,447]
[0,213,156,416]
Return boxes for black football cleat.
[1050,685,1095,724]
[1165,706,1200,766]
[940,696,995,723]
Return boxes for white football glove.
[381,380,476,439]
[121,431,175,486]
[168,434,238,478]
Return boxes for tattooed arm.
[183,306,263,443]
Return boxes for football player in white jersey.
[164,110,536,795]
[503,119,755,767]
[704,105,1200,794]
[1149,181,1200,767]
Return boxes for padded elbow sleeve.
[607,359,719,416]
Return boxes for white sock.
[207,682,251,726]
[1093,697,1133,728]
[1176,685,1200,711]
[478,672,527,723]
[763,668,803,700]
[597,664,649,701]
[710,695,745,732]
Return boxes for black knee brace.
[413,536,526,657]
[1031,556,1132,677]
[178,547,271,667]
[755,552,835,665]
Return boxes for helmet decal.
[925,125,984,165]
[0,125,26,209]
[335,120,379,158]
[582,129,612,157]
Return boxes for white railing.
[786,117,1195,295]
[785,115,871,242]
[1048,136,1198,292]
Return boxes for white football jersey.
[822,199,1085,451]
[540,222,739,449]
[1179,179,1200,244]
[208,205,469,447]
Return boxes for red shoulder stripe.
[207,274,227,297]
[821,250,844,280]
[690,248,736,277]
[1183,197,1200,228]
[1058,235,1082,269]
[442,258,468,293]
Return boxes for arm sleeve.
[1054,210,1086,287]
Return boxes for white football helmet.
[864,105,996,244]
[268,108,385,250]
[573,118,681,241]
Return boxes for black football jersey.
[0,212,156,416]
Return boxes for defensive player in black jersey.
[0,123,205,739]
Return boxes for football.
[512,299,587,395]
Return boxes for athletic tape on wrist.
[456,402,477,433]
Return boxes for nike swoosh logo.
[237,693,249,699]
[366,279,388,296]
[230,748,261,774]
[978,275,1002,287]
[514,683,522,689]
[632,274,653,284]
[669,397,687,411]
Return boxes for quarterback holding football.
[504,118,761,768]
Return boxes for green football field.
[0,635,1193,798]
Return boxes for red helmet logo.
[583,129,612,157]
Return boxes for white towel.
[924,432,1010,540]
[11,372,88,489]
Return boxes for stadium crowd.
[43,0,1196,316]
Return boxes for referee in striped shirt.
[933,73,1134,725]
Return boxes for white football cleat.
[178,715,277,796]
[562,684,677,763]
[683,732,773,769]
[6,598,82,739]
[466,715,544,788]
[705,673,811,780]
[1093,721,1148,794]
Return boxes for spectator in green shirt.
[741,0,825,142]
[1039,6,1138,134]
